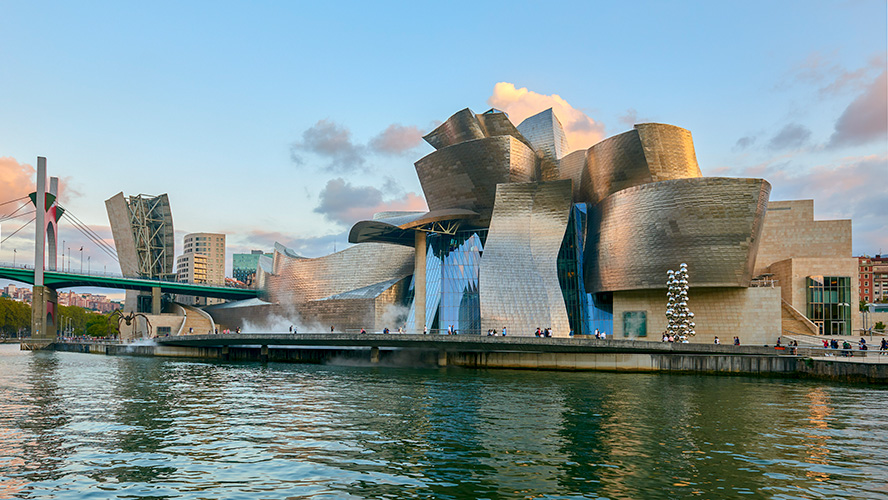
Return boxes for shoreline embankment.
[43,334,888,384]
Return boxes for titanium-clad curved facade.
[517,108,570,163]
[415,135,536,220]
[480,180,573,336]
[260,242,413,304]
[585,177,771,293]
[577,123,702,205]
[255,242,414,331]
[422,108,486,150]
[219,104,789,341]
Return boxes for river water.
[0,344,886,499]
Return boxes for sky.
[1,0,886,298]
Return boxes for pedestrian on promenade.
[502,326,507,336]
[331,325,335,333]
[880,338,887,355]
[734,336,741,346]
[423,324,428,334]
[714,336,720,345]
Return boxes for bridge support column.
[23,285,57,350]
[151,287,161,315]
[260,345,268,362]
[414,231,426,334]
[437,350,448,367]
[370,346,380,364]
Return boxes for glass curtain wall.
[406,229,486,334]
[557,204,591,335]
[806,276,852,335]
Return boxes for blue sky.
[1,0,886,297]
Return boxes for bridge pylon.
[23,157,60,350]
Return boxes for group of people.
[486,327,508,336]
[660,333,688,343]
[817,337,888,357]
[534,327,553,337]
[593,328,606,339]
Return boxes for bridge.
[0,264,258,301]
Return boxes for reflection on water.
[0,344,886,499]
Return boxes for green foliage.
[875,321,886,333]
[860,299,869,312]
[85,313,117,337]
[57,304,93,335]
[0,297,31,336]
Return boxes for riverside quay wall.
[48,334,888,384]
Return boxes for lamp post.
[12,249,16,267]
[87,256,90,275]
[79,246,83,273]
[62,240,65,271]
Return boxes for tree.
[0,297,30,337]
[85,314,116,337]
[860,299,869,312]
[58,304,92,336]
[875,321,886,333]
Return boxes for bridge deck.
[0,265,258,300]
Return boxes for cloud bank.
[314,178,427,227]
[290,120,426,172]
[828,70,888,148]
[488,82,605,150]
[0,157,35,217]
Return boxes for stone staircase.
[175,303,217,335]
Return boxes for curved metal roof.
[348,209,480,246]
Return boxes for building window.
[623,311,647,337]
[806,276,851,336]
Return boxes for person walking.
[880,337,887,355]
[502,326,507,336]
[714,336,720,345]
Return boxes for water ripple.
[1,345,886,499]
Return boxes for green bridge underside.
[0,266,258,300]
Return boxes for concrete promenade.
[45,334,888,384]
[154,333,790,354]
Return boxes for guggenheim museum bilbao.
[207,107,857,343]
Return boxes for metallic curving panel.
[578,123,702,205]
[517,108,570,162]
[261,242,414,307]
[558,149,587,201]
[423,108,486,150]
[414,136,536,221]
[635,123,701,181]
[349,209,481,246]
[480,180,573,336]
[477,110,534,150]
[585,177,771,293]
